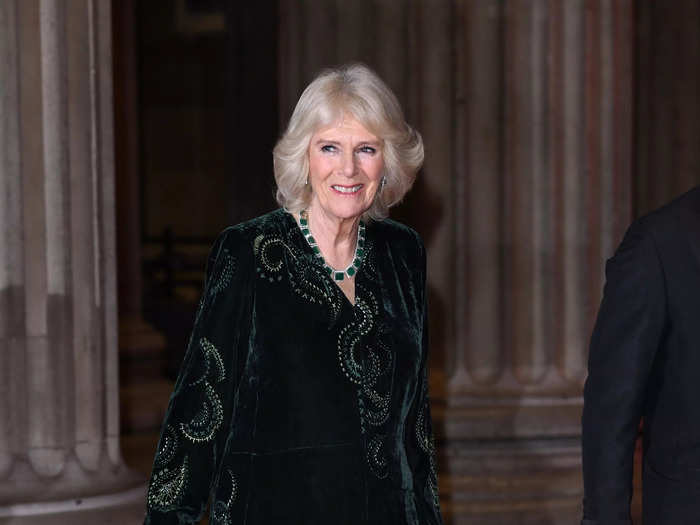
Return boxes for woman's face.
[307,115,384,222]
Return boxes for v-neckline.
[283,209,364,310]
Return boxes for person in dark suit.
[582,186,700,524]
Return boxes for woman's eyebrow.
[314,139,381,146]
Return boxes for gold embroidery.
[337,286,395,477]
[211,469,238,525]
[416,370,440,507]
[180,382,224,443]
[154,424,179,469]
[147,456,189,510]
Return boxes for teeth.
[332,185,362,194]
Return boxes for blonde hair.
[273,63,424,220]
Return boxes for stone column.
[278,0,634,523]
[0,0,143,521]
[446,1,633,522]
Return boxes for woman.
[144,63,443,525]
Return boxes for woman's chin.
[327,203,370,221]
[311,197,369,221]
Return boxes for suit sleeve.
[404,235,444,525]
[581,219,667,525]
[144,229,253,524]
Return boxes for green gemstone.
[358,239,365,247]
[308,236,316,244]
[347,267,356,277]
[353,258,360,267]
[327,267,334,275]
[300,218,308,226]
[302,228,309,235]
[356,248,364,257]
[312,246,320,254]
[334,272,345,281]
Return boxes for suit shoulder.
[632,186,699,241]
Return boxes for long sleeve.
[581,219,667,525]
[144,228,254,524]
[404,236,443,524]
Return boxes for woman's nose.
[340,150,356,176]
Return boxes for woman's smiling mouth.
[331,184,364,194]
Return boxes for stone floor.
[1,392,643,525]
[118,429,644,525]
[0,436,154,525]
[0,501,146,525]
[123,432,642,525]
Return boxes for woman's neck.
[306,201,360,268]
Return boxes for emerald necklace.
[299,209,366,281]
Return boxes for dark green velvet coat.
[143,209,443,525]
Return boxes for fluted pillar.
[0,0,142,521]
[279,1,634,523]
[446,1,633,522]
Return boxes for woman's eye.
[358,146,376,155]
[321,145,337,153]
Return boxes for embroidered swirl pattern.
[211,469,238,525]
[337,283,395,478]
[254,232,343,326]
[147,456,189,510]
[148,242,237,512]
[210,253,236,297]
[188,337,226,386]
[361,337,393,427]
[180,381,225,443]
[154,425,179,469]
[416,369,440,507]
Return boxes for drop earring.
[380,175,387,191]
